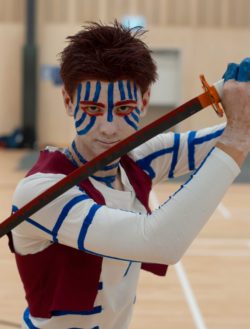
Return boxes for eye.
[81,105,104,116]
[115,105,135,116]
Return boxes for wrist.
[215,141,247,167]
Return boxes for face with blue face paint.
[63,80,149,161]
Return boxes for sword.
[0,75,224,238]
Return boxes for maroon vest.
[9,150,168,318]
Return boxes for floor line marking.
[217,202,232,220]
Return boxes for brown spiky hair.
[59,20,157,100]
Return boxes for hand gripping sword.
[0,75,224,238]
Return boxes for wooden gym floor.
[0,149,249,329]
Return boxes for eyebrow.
[114,100,137,107]
[80,101,105,108]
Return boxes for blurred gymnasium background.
[0,1,250,328]
[1,0,250,148]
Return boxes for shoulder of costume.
[26,147,76,177]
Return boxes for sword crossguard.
[200,74,224,117]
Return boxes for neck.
[67,139,123,190]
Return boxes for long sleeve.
[12,147,240,264]
[132,124,225,184]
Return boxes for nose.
[99,117,118,137]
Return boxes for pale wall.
[0,24,24,135]
[38,25,250,146]
[1,9,250,146]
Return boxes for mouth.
[97,140,120,146]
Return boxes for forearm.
[85,148,240,264]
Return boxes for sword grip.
[200,75,224,117]
[213,79,224,100]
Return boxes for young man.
[10,21,250,329]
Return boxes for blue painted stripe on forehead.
[74,84,82,118]
[135,107,141,115]
[84,81,91,100]
[127,80,133,99]
[107,82,114,122]
[133,82,138,101]
[93,81,101,102]
[124,116,138,130]
[118,80,126,100]
[78,116,96,135]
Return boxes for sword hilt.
[200,74,224,117]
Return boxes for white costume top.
[12,124,240,329]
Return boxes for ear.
[62,86,75,116]
[140,88,151,117]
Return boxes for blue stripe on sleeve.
[168,133,180,178]
[188,128,224,170]
[26,218,53,236]
[12,205,53,236]
[188,130,196,170]
[136,135,180,179]
[78,204,102,250]
[52,195,90,242]
[163,147,215,204]
[123,261,133,277]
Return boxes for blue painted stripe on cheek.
[76,81,97,135]
[74,82,89,128]
[124,116,138,130]
[135,107,141,115]
[78,116,97,135]
[118,80,126,100]
[127,80,133,99]
[93,81,101,102]
[107,82,114,122]
[130,111,140,123]
[74,84,82,118]
[75,112,87,128]
[84,81,91,100]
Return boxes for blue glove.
[222,58,250,82]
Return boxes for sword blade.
[0,90,218,237]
